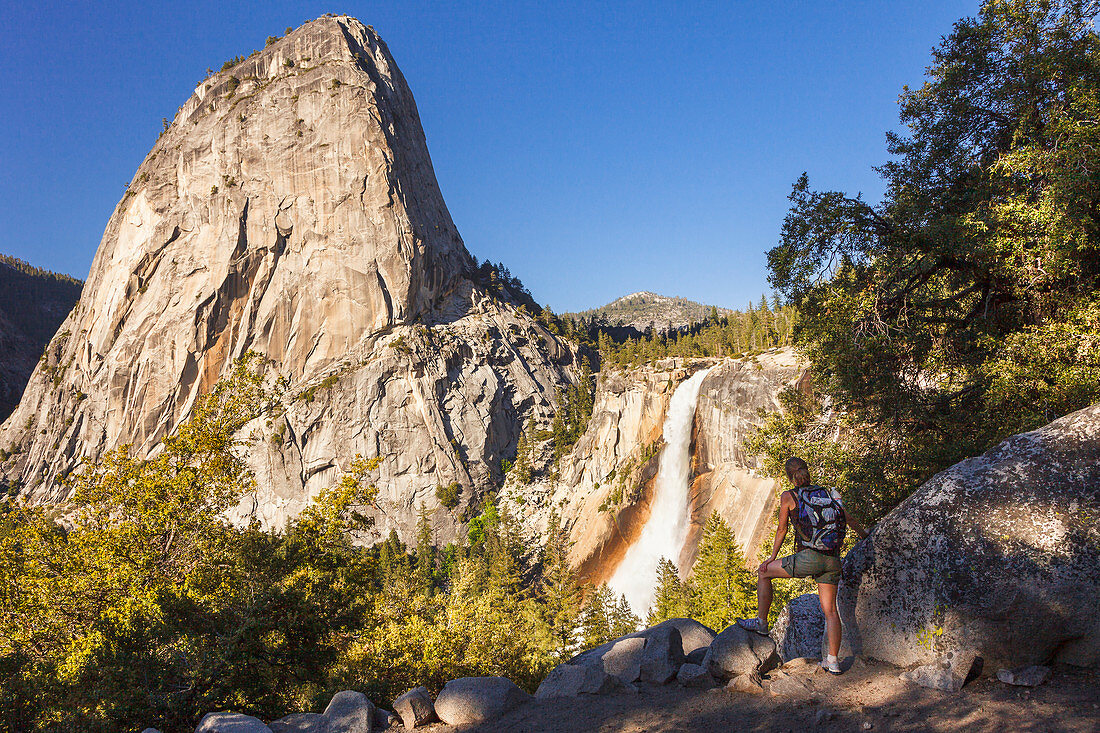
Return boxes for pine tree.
[540,512,581,654]
[689,512,755,630]
[414,503,435,592]
[611,593,640,637]
[647,557,690,625]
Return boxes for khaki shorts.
[781,548,841,585]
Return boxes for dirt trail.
[425,659,1100,732]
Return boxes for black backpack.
[792,485,846,555]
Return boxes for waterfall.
[608,366,713,619]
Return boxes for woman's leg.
[817,582,841,657]
[756,558,792,621]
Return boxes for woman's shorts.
[781,548,841,585]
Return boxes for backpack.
[792,485,846,555]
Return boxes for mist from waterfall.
[608,366,713,620]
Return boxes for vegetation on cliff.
[753,0,1100,521]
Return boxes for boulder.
[648,618,716,658]
[899,651,982,692]
[322,691,374,733]
[392,686,436,728]
[567,618,715,684]
[536,663,633,698]
[838,404,1100,670]
[639,625,686,683]
[433,677,530,725]
[195,713,272,733]
[703,623,779,680]
[997,665,1051,687]
[772,593,826,661]
[569,635,646,683]
[675,663,716,688]
[269,714,323,733]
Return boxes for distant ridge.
[565,291,733,332]
[0,255,83,420]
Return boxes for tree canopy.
[761,0,1100,516]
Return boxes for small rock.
[373,709,398,730]
[766,672,815,700]
[141,729,163,733]
[434,677,530,725]
[676,663,716,688]
[195,712,272,733]
[726,672,764,694]
[270,713,323,733]
[323,690,375,733]
[780,657,819,673]
[996,665,1051,687]
[899,651,981,692]
[862,723,873,730]
[392,686,436,728]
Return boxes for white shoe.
[737,617,769,635]
[821,657,843,675]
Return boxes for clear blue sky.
[0,1,977,312]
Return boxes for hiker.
[737,457,868,674]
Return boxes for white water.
[608,367,713,619]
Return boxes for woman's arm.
[847,511,869,540]
[760,491,792,571]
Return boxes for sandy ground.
[423,658,1100,733]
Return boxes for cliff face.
[0,257,82,422]
[685,350,809,568]
[505,348,806,582]
[0,16,577,543]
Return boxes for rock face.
[771,593,826,662]
[432,677,529,726]
[839,403,1100,669]
[0,256,82,422]
[0,16,578,543]
[685,350,808,569]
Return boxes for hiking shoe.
[821,657,843,675]
[737,617,769,635]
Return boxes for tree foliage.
[764,0,1100,517]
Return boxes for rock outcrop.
[838,402,1100,670]
[0,16,578,543]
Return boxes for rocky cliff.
[0,256,82,423]
[504,348,806,582]
[0,16,578,543]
